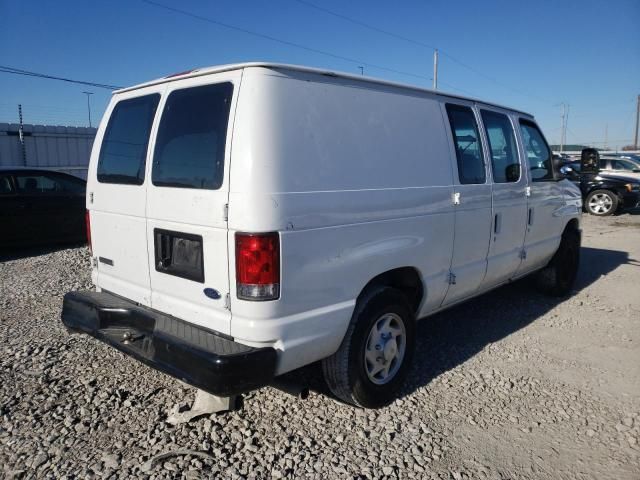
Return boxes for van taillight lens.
[235,232,280,301]
[85,210,92,253]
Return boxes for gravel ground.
[1,212,639,479]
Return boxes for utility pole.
[433,49,438,90]
[604,123,608,151]
[559,103,566,153]
[18,104,26,166]
[358,66,364,76]
[635,94,639,149]
[83,91,94,128]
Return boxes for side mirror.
[581,148,600,174]
[559,165,578,179]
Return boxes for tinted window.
[55,175,85,194]
[446,104,486,184]
[481,110,520,183]
[98,94,160,185]
[15,174,58,194]
[0,175,13,195]
[611,159,637,171]
[519,120,554,182]
[152,83,233,190]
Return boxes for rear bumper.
[61,291,278,396]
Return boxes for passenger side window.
[481,110,520,183]
[519,120,555,182]
[152,82,233,190]
[98,94,160,185]
[54,176,85,194]
[15,174,58,194]
[611,159,637,171]
[445,104,486,184]
[0,175,13,195]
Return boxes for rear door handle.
[494,213,501,234]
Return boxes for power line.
[142,0,438,84]
[290,0,551,104]
[0,65,121,90]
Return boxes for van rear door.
[145,72,240,336]
[88,88,162,306]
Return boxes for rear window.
[152,82,233,190]
[97,94,160,185]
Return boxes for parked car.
[560,160,640,215]
[0,168,86,248]
[605,153,640,163]
[61,63,582,408]
[598,156,640,178]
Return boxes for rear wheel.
[585,189,618,216]
[535,227,581,296]
[322,288,415,408]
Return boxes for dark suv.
[561,154,640,216]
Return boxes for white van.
[62,63,582,408]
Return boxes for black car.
[560,160,640,216]
[0,168,87,248]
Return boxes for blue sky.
[1,0,638,148]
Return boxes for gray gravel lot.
[1,213,639,479]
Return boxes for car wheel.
[322,287,415,408]
[585,189,618,216]
[535,226,581,296]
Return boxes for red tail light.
[235,232,280,301]
[85,210,92,253]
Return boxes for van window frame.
[518,118,558,182]
[97,93,161,186]
[151,82,234,191]
[479,109,521,184]
[445,103,487,185]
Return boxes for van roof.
[116,62,532,117]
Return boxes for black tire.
[321,287,415,408]
[585,189,618,216]
[535,227,581,296]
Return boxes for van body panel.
[228,68,455,371]
[145,70,241,335]
[439,101,492,306]
[515,119,566,275]
[87,84,165,307]
[478,108,528,288]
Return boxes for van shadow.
[280,246,630,404]
[0,241,86,262]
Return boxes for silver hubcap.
[588,193,613,214]
[364,313,406,385]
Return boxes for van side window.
[445,104,486,184]
[480,110,520,183]
[97,94,160,185]
[152,82,233,190]
[519,120,555,182]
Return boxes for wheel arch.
[356,267,425,316]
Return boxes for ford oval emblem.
[203,288,221,299]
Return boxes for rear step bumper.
[61,291,277,396]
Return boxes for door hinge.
[224,293,231,310]
[453,192,461,205]
[519,249,527,260]
[447,272,457,285]
[89,192,94,204]
[223,204,229,221]
[525,186,531,197]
